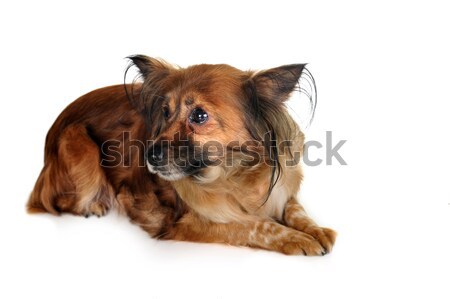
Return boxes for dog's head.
[126,55,313,183]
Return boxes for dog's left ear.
[127,54,173,82]
[250,64,306,102]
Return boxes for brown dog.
[27,55,336,255]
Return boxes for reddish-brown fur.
[28,56,336,255]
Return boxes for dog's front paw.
[303,227,337,254]
[251,222,328,256]
[279,231,326,256]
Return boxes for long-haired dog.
[27,55,336,255]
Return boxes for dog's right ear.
[127,54,173,82]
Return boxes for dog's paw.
[278,231,326,256]
[83,201,110,218]
[303,227,337,254]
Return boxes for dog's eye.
[162,107,170,119]
[190,108,208,124]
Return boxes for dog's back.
[28,85,155,214]
[29,85,126,214]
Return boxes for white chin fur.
[156,172,186,181]
[146,161,185,181]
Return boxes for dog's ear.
[251,64,306,102]
[243,64,309,153]
[127,54,173,81]
[242,64,307,202]
[125,55,175,122]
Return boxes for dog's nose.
[147,144,165,166]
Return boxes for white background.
[1,1,449,298]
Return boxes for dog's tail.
[27,164,59,215]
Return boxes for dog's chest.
[260,183,290,220]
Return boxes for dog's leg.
[163,212,326,255]
[283,198,336,253]
[56,124,115,217]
